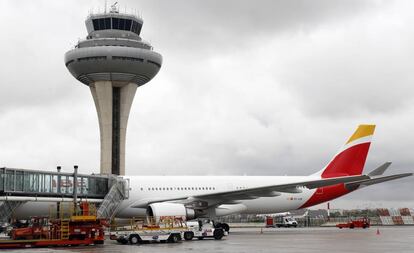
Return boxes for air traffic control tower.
[65,5,162,175]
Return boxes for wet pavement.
[2,226,414,253]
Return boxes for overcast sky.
[0,0,413,209]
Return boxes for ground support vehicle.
[336,218,370,229]
[186,220,227,240]
[110,216,189,244]
[0,202,106,248]
[266,215,298,228]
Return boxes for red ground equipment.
[0,202,107,248]
[11,217,50,240]
[336,217,370,229]
[265,216,274,228]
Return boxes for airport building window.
[15,171,24,191]
[92,17,141,34]
[93,19,99,30]
[112,18,120,29]
[99,18,105,30]
[78,56,107,62]
[119,18,125,30]
[125,19,132,31]
[65,60,74,67]
[105,17,111,29]
[93,18,112,30]
[131,21,142,35]
[112,56,143,62]
[147,60,161,68]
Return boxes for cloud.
[272,2,414,117]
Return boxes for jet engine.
[146,203,198,221]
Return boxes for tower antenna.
[110,2,118,13]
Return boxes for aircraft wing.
[190,175,369,201]
[131,175,370,208]
[345,173,412,190]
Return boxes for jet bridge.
[0,167,129,221]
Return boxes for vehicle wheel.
[350,225,355,229]
[222,223,230,233]
[214,222,222,229]
[168,234,180,243]
[129,235,140,245]
[213,229,224,240]
[184,231,194,241]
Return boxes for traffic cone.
[376,228,380,235]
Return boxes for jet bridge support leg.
[0,201,26,222]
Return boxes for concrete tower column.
[90,81,113,175]
[89,82,137,176]
[119,83,138,176]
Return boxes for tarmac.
[2,226,414,253]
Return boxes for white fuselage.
[14,175,319,219]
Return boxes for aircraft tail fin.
[314,125,376,178]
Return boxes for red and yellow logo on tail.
[320,124,376,178]
[301,125,376,208]
[346,125,376,145]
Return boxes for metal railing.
[110,215,188,232]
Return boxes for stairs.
[0,201,26,222]
[97,176,129,219]
[60,220,70,240]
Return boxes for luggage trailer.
[110,216,226,244]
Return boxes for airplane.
[13,125,412,232]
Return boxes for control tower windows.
[93,17,142,35]
[112,18,120,29]
[119,18,125,30]
[99,18,105,30]
[93,19,99,30]
[125,19,132,31]
[93,18,111,30]
[105,18,111,29]
[131,21,142,35]
[112,17,130,31]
